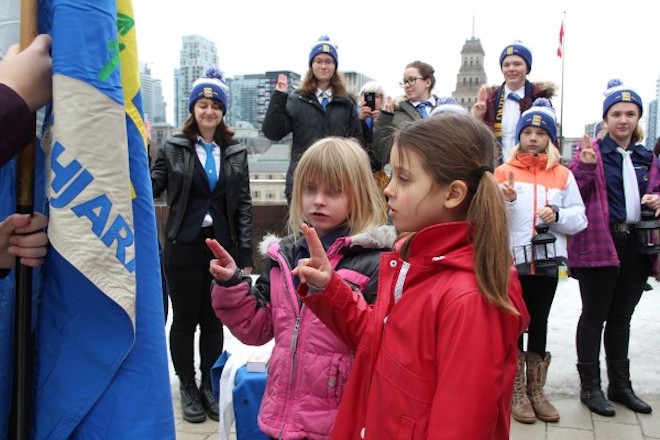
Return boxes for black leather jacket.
[151,133,253,267]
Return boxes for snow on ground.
[168,275,660,398]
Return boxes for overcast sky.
[134,1,660,138]
[3,1,657,138]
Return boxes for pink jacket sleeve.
[211,281,274,346]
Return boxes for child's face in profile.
[301,180,349,237]
[384,143,449,233]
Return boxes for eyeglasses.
[399,77,425,87]
[313,59,335,66]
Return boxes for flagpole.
[559,11,566,150]
[10,0,38,438]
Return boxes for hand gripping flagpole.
[10,0,38,438]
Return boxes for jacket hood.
[259,233,281,257]
[350,224,397,249]
[259,224,397,258]
[508,152,549,171]
[392,95,408,109]
[484,81,557,99]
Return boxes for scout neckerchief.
[493,80,533,142]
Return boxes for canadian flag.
[557,21,564,58]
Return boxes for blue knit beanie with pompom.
[516,97,557,143]
[188,67,229,113]
[602,78,642,118]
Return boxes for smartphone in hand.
[364,92,376,111]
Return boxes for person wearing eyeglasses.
[372,60,439,169]
[262,35,363,205]
[472,41,555,165]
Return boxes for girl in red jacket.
[294,113,530,440]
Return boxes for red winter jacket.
[301,222,529,440]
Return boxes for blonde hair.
[508,142,562,170]
[393,114,518,314]
[288,137,387,239]
[633,125,644,144]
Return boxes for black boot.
[577,362,615,416]
[179,374,206,423]
[607,359,653,414]
[200,372,220,421]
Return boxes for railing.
[154,201,289,273]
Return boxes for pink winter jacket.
[211,226,396,439]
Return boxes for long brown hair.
[181,113,235,146]
[393,113,517,314]
[299,68,350,98]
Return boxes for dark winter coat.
[262,90,363,200]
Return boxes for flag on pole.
[557,21,564,58]
[32,0,175,437]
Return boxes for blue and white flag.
[29,0,174,437]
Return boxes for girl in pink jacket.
[207,137,395,439]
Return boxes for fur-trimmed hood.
[258,224,397,257]
[483,81,557,99]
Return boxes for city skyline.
[134,1,660,138]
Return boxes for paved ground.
[171,276,660,439]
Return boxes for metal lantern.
[531,223,560,268]
[635,208,660,254]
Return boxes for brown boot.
[512,351,536,423]
[526,352,560,422]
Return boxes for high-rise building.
[260,71,301,127]
[647,99,657,149]
[342,71,373,98]
[173,35,219,128]
[225,70,301,131]
[227,74,262,128]
[140,63,166,123]
[452,36,487,112]
[646,74,660,149]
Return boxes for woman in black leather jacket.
[151,68,253,424]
